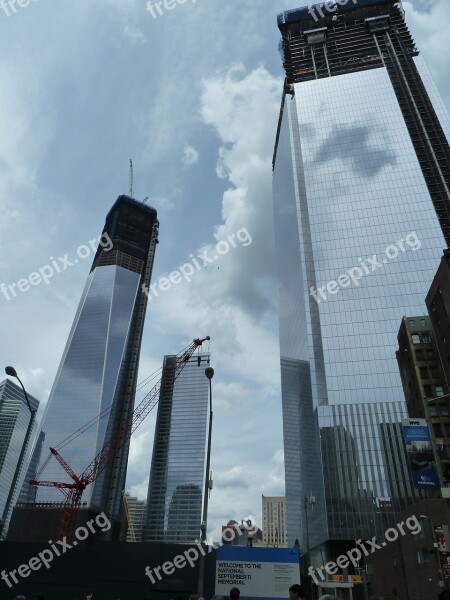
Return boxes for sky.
[1,0,450,541]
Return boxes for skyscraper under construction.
[29,196,159,536]
[272,0,450,559]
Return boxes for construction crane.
[30,336,210,541]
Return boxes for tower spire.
[129,159,133,199]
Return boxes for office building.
[272,0,450,555]
[123,493,146,542]
[143,353,210,543]
[396,316,447,418]
[0,379,39,531]
[426,249,450,388]
[396,316,450,487]
[33,196,159,533]
[18,430,46,504]
[262,495,287,547]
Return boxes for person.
[230,588,240,600]
[288,584,305,599]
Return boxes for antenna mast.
[129,159,133,199]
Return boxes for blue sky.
[1,0,449,540]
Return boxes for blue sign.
[216,546,300,600]
[402,419,440,490]
[277,0,393,28]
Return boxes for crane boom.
[81,336,210,485]
[29,336,210,541]
[49,447,82,484]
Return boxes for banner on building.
[434,525,450,578]
[402,418,439,489]
[215,546,300,600]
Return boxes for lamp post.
[197,366,214,596]
[303,493,315,598]
[0,367,36,539]
[303,493,315,559]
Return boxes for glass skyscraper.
[272,0,450,553]
[34,196,159,527]
[0,379,39,530]
[143,353,210,543]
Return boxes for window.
[419,367,428,379]
[423,333,431,344]
[434,423,443,437]
[416,519,426,539]
[441,405,450,417]
[424,385,433,397]
[426,349,435,360]
[429,405,438,417]
[416,350,424,361]
[421,319,427,327]
[445,424,450,437]
[412,334,421,344]
[409,319,416,327]
[430,367,441,379]
[417,547,429,563]
[436,386,446,397]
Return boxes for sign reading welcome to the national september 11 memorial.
[402,418,440,490]
[215,546,300,600]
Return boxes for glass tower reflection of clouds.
[273,0,450,550]
[0,379,39,529]
[34,196,159,522]
[144,354,209,543]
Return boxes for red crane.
[30,336,210,540]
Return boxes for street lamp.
[303,492,315,557]
[303,492,315,598]
[197,366,214,596]
[0,367,36,539]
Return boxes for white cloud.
[182,145,200,166]
[403,0,450,105]
[2,0,448,546]
[123,65,285,532]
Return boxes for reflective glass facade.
[34,197,159,523]
[144,354,209,543]
[0,379,39,528]
[18,430,45,504]
[273,2,450,550]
